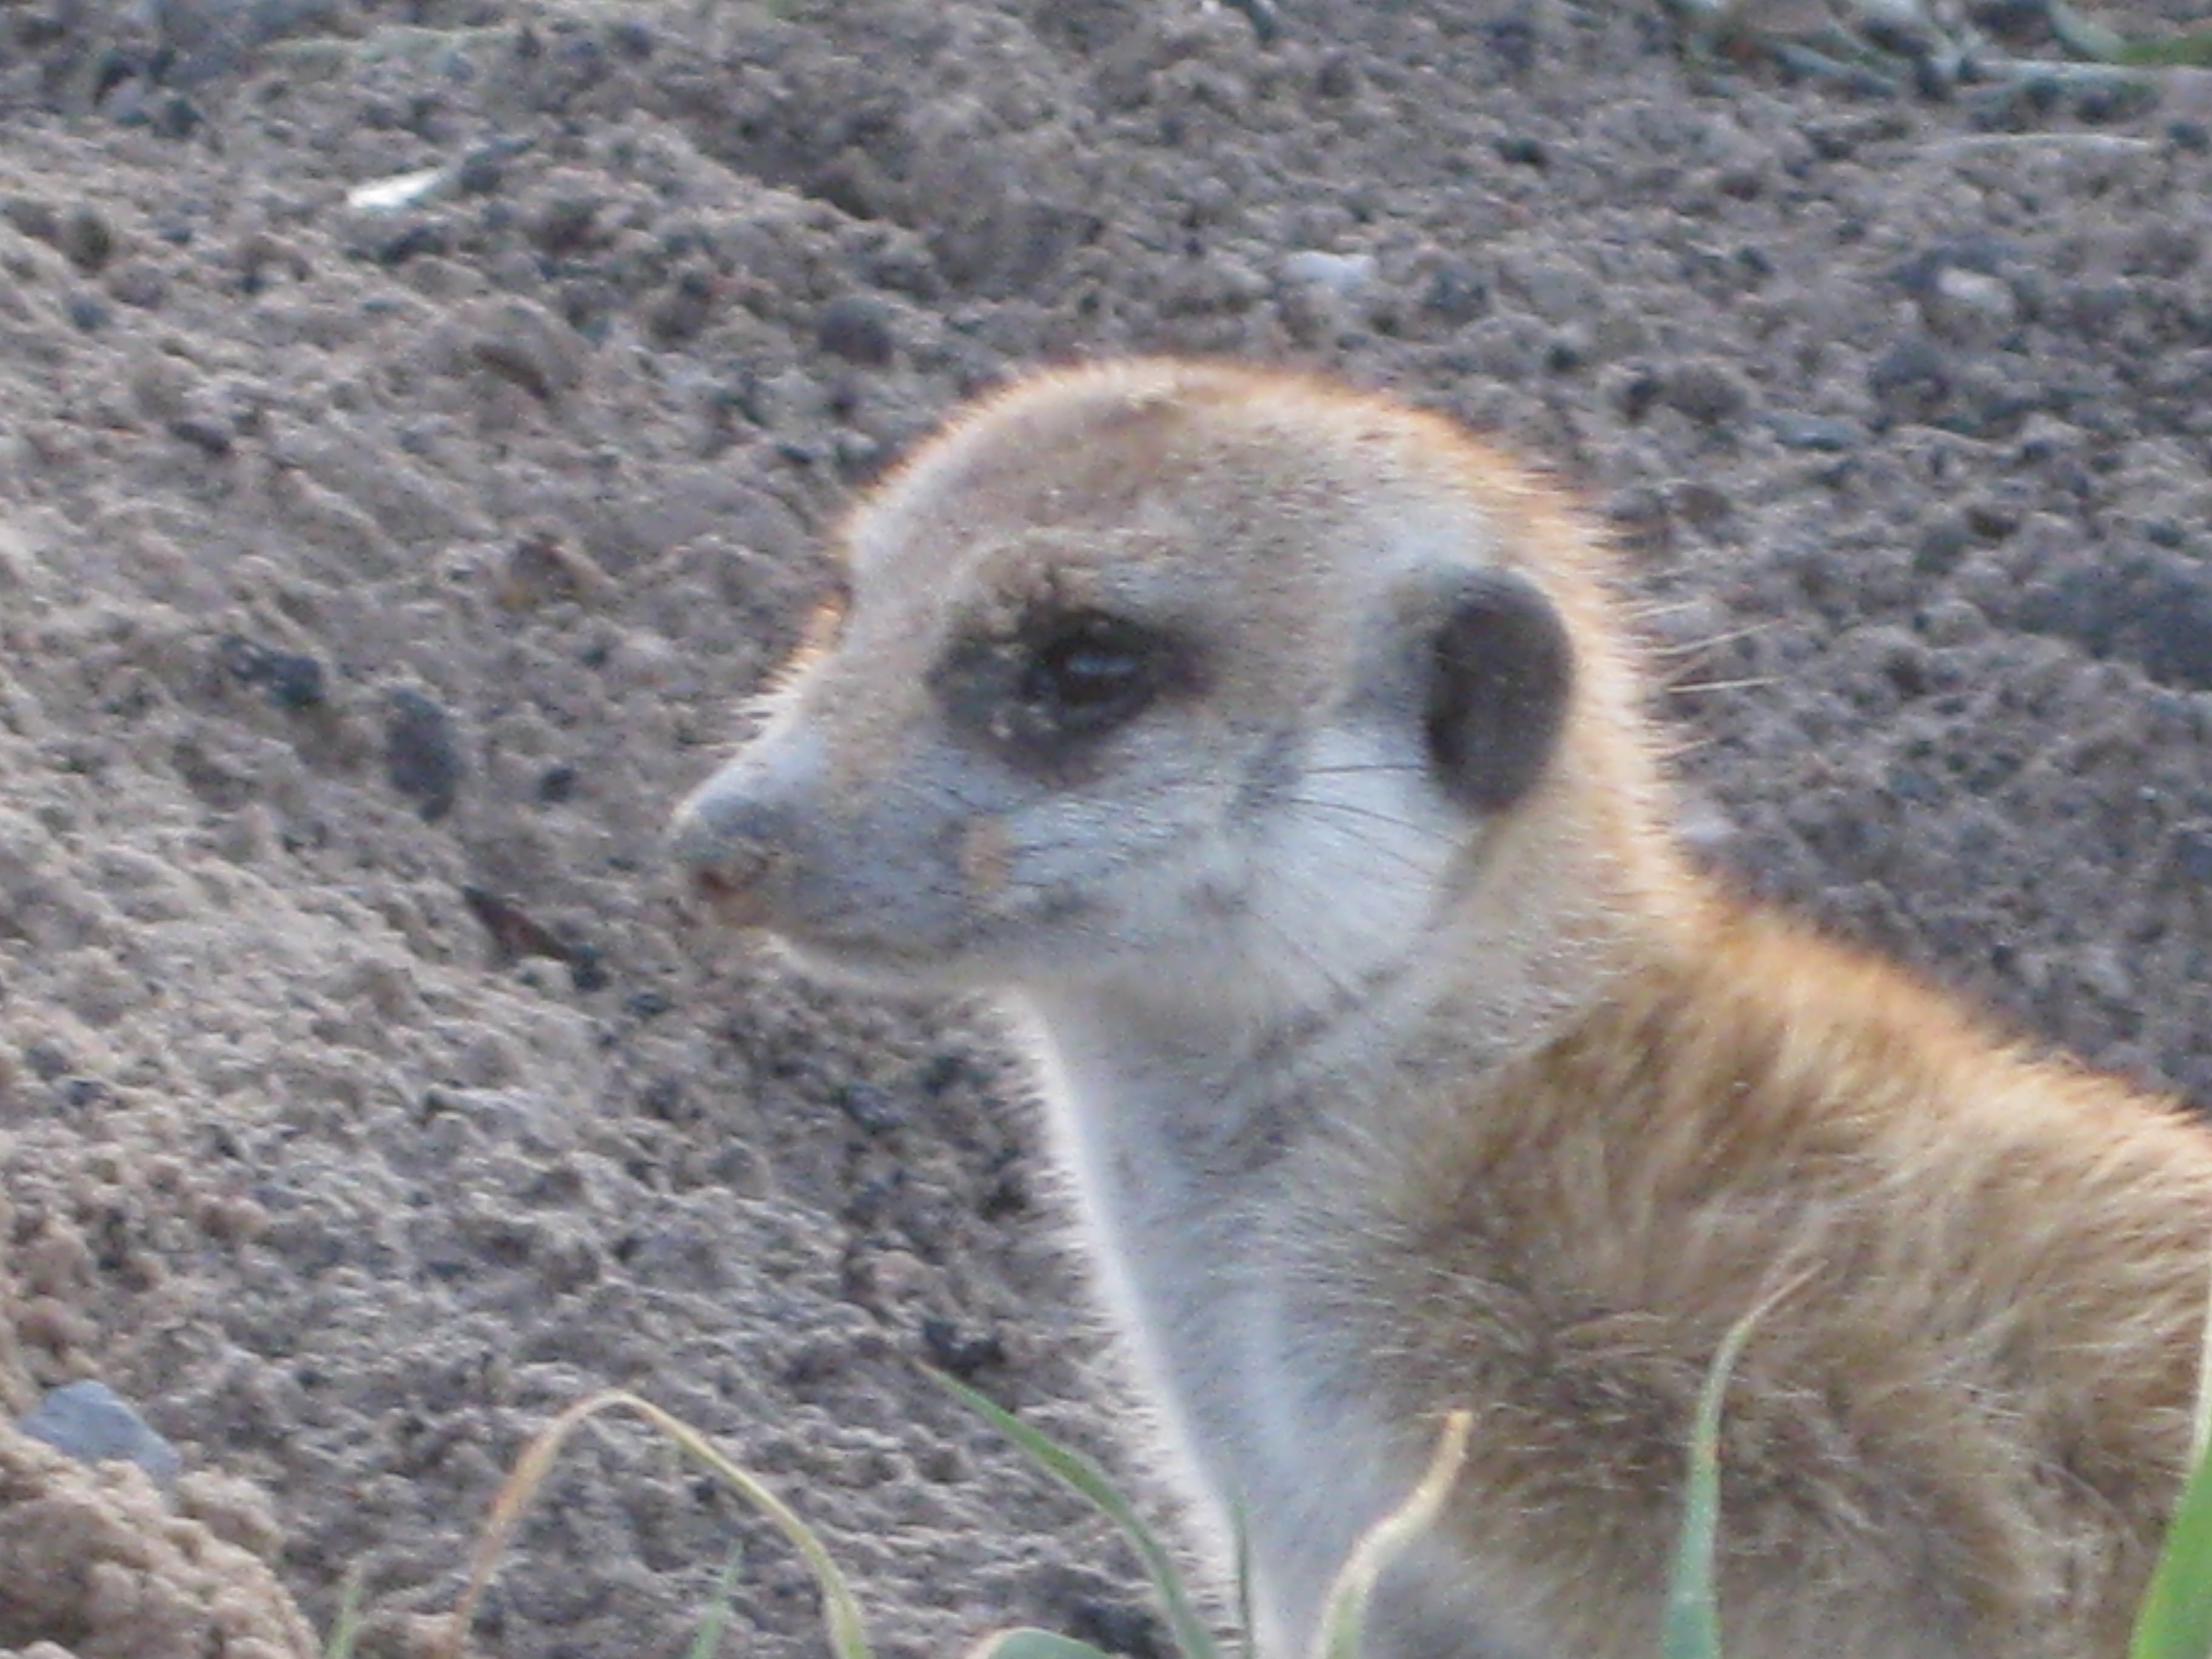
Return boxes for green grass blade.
[2112,30,2212,65]
[2044,0,2212,65]
[1662,1279,1804,1659]
[1229,1500,1256,1659]
[2045,0,2130,59]
[683,1544,746,1659]
[2129,1256,2212,1659]
[2131,1444,2212,1659]
[967,1629,1120,1659]
[926,1369,1221,1659]
[1313,1412,1472,1659]
[324,1562,368,1659]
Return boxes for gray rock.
[386,687,466,820]
[18,1381,183,1486]
[1281,249,1378,298]
[1921,266,2019,344]
[1763,411,1865,452]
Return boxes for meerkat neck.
[1009,794,1689,1215]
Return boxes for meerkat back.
[671,358,2212,1659]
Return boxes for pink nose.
[666,774,789,928]
[685,863,774,929]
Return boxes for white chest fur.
[1011,997,1420,1657]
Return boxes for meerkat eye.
[933,608,1189,771]
[1020,615,1159,733]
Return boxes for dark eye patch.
[933,607,1194,775]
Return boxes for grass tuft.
[437,1388,872,1659]
[925,1368,1220,1659]
[323,1562,367,1659]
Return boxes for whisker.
[1299,761,1428,780]
[1641,620,1777,660]
[1278,794,1459,851]
[1263,808,1459,894]
[1664,675,1777,698]
[1651,730,1721,766]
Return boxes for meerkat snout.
[672,358,2212,1659]
[666,725,815,930]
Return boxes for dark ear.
[1424,569,1573,814]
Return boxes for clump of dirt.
[1,0,2210,1655]
[0,1427,312,1659]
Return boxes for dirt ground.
[2,0,2211,1654]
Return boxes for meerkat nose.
[666,767,790,927]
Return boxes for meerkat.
[668,358,2212,1659]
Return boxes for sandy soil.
[2,0,2211,1654]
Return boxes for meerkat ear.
[1422,568,1573,814]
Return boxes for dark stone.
[59,204,114,273]
[461,884,568,964]
[61,1076,111,1108]
[2015,554,2212,692]
[1913,517,1971,577]
[218,635,326,709]
[1314,52,1360,98]
[647,269,715,344]
[153,93,202,139]
[815,294,897,366]
[1483,14,1539,73]
[2169,823,2212,886]
[1221,0,1278,42]
[837,1082,905,1134]
[918,1316,1004,1378]
[566,942,608,993]
[1868,334,1951,426]
[1419,261,1489,326]
[22,1041,70,1081]
[169,415,233,455]
[384,688,464,820]
[370,220,449,269]
[1661,360,1749,426]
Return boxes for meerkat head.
[670,360,1663,1022]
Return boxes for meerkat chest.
[1017,1004,1415,1623]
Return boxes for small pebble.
[385,688,465,820]
[220,634,326,709]
[1660,360,1749,426]
[815,295,897,366]
[1922,266,2018,343]
[170,415,233,457]
[19,1380,183,1486]
[2168,823,2212,886]
[1281,249,1377,297]
[1763,411,1864,452]
[58,204,115,274]
[463,297,584,402]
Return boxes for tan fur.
[669,359,2212,1659]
